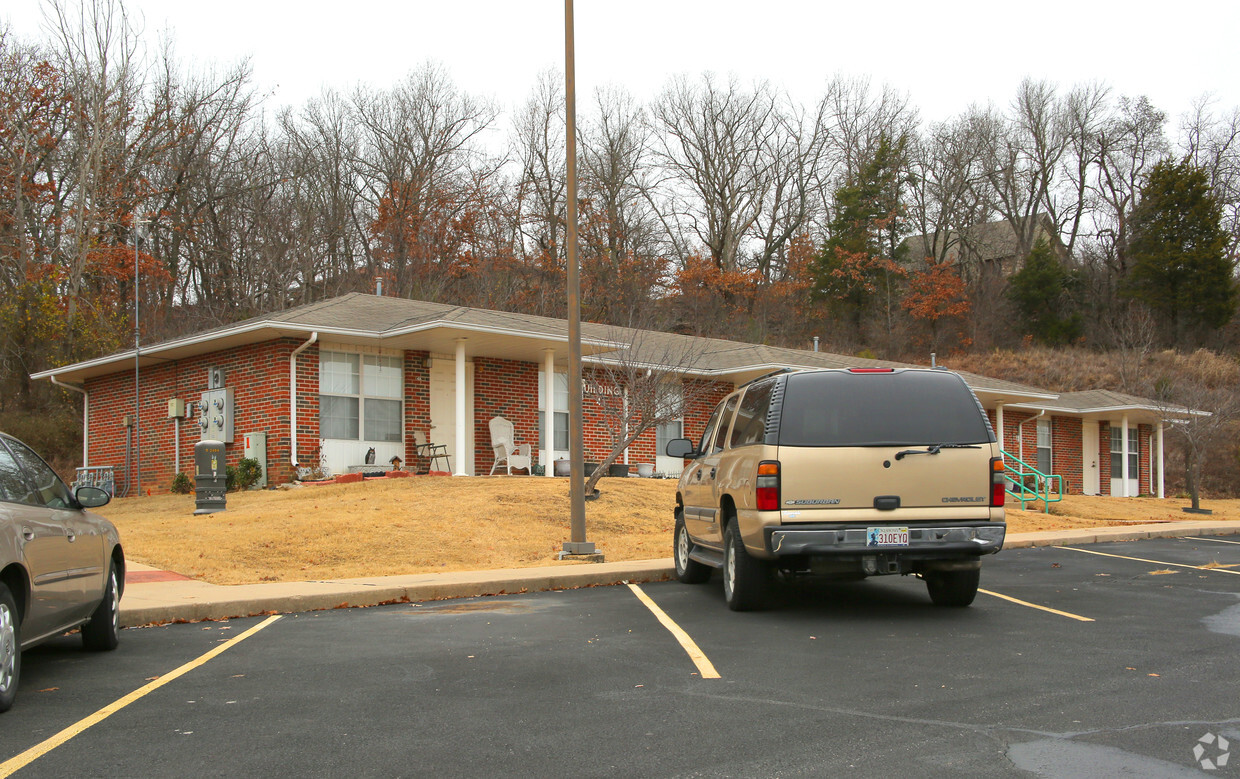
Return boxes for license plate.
[866,527,909,547]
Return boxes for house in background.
[33,292,1181,498]
[902,213,1069,279]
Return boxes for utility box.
[193,439,227,514]
[243,432,268,488]
[199,387,234,443]
[168,398,186,418]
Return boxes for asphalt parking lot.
[2,536,1239,778]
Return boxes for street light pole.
[562,0,594,556]
[134,216,147,497]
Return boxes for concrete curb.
[120,559,675,627]
[119,521,1240,627]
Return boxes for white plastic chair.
[488,416,531,475]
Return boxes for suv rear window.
[777,370,994,447]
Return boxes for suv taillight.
[990,457,1006,507]
[756,461,780,511]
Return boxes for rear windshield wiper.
[894,443,980,460]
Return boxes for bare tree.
[749,93,832,284]
[1052,81,1110,256]
[511,70,567,269]
[974,79,1073,261]
[1180,96,1240,261]
[649,73,777,273]
[1146,370,1237,512]
[578,85,666,324]
[581,326,711,495]
[1089,95,1169,277]
[350,63,498,300]
[906,114,992,270]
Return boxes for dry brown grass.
[103,477,1240,585]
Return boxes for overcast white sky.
[4,0,1238,128]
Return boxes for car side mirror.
[665,438,698,459]
[75,485,112,509]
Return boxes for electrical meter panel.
[199,387,235,443]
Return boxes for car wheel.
[0,582,19,713]
[722,522,769,611]
[82,564,120,651]
[924,568,980,608]
[674,511,711,584]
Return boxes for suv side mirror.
[74,485,112,509]
[665,438,698,458]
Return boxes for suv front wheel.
[723,522,769,611]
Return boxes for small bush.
[233,457,263,491]
[170,472,193,494]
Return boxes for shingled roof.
[36,292,1163,410]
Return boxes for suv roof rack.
[739,367,798,388]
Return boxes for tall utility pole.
[562,0,594,556]
[134,216,147,497]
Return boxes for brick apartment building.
[33,293,1184,498]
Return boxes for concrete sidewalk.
[118,520,1240,627]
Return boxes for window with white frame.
[319,351,403,442]
[1109,427,1139,478]
[1036,418,1052,474]
[655,383,685,455]
[537,371,569,451]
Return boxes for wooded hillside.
[2,2,1237,494]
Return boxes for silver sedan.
[0,432,124,713]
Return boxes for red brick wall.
[986,409,1085,494]
[473,358,540,475]
[1051,416,1083,494]
[85,338,309,494]
[469,361,733,475]
[403,350,431,470]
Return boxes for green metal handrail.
[1001,450,1064,512]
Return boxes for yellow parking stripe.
[0,615,282,777]
[1055,546,1240,575]
[978,589,1095,622]
[1186,536,1240,546]
[626,584,721,679]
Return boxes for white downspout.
[290,332,318,471]
[455,338,467,476]
[52,376,88,466]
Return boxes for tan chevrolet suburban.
[665,367,1006,611]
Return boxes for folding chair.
[414,430,451,473]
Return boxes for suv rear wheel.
[723,522,769,611]
[924,568,980,607]
[674,511,711,584]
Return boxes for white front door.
[429,358,474,475]
[1109,425,1139,497]
[1082,421,1100,495]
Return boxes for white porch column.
[995,403,1005,454]
[543,349,555,477]
[1121,414,1130,497]
[455,338,467,476]
[1156,420,1165,499]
